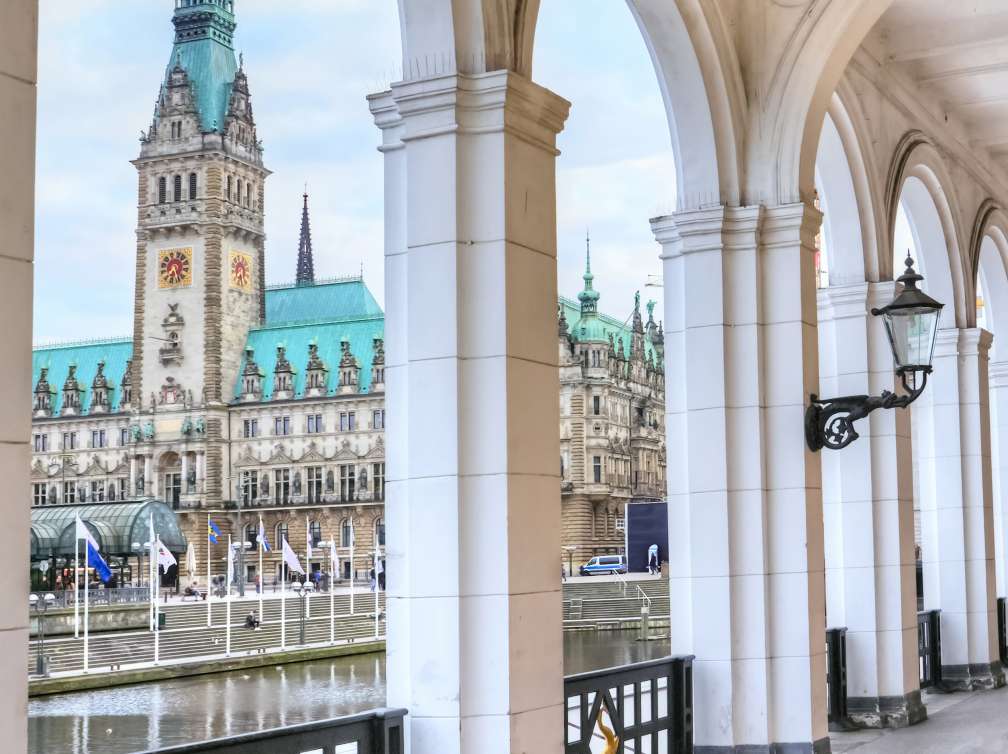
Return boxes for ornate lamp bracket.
[805,368,930,451]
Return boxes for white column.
[819,281,924,727]
[195,451,204,494]
[371,71,570,754]
[919,328,1003,688]
[143,455,153,497]
[0,2,36,749]
[990,361,1008,598]
[129,455,138,497]
[653,203,828,751]
[180,451,190,495]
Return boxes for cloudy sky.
[34,0,674,343]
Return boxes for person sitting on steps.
[245,610,261,630]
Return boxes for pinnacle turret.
[296,192,316,286]
[577,231,600,315]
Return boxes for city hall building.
[27,0,665,584]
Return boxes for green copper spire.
[166,0,239,133]
[577,231,600,315]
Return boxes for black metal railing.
[825,627,849,729]
[918,609,942,689]
[998,597,1008,667]
[139,708,406,754]
[564,655,693,754]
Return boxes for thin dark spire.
[296,190,315,286]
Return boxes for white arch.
[815,111,865,286]
[397,0,741,208]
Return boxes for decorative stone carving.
[273,345,295,399]
[33,368,53,417]
[90,361,110,413]
[338,338,360,395]
[143,421,156,441]
[61,365,82,416]
[159,304,185,366]
[160,376,184,405]
[304,342,328,397]
[240,348,263,402]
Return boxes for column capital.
[818,281,870,321]
[760,201,822,251]
[958,327,993,358]
[990,360,1008,388]
[366,89,404,152]
[389,71,570,153]
[651,205,761,258]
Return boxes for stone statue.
[359,467,368,491]
[47,486,57,505]
[195,417,206,435]
[136,477,145,494]
[143,421,155,441]
[326,470,335,493]
[646,299,656,320]
[187,468,196,490]
[292,471,302,496]
[130,424,141,442]
[634,290,640,311]
[260,473,270,496]
[181,417,193,435]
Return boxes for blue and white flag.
[86,540,112,584]
[258,518,271,552]
[75,514,99,551]
[208,520,221,544]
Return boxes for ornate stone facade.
[28,1,662,583]
[558,246,666,564]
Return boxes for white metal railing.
[612,572,652,611]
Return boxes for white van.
[579,554,627,576]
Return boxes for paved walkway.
[831,687,1008,753]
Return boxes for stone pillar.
[818,281,924,727]
[990,361,1008,598]
[144,454,153,497]
[919,328,1003,688]
[0,2,36,748]
[129,455,138,496]
[370,71,570,754]
[653,203,829,752]
[195,451,204,494]
[181,451,190,495]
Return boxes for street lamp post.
[30,592,56,677]
[806,253,944,451]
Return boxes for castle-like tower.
[131,0,269,505]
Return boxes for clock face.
[229,251,253,291]
[158,248,193,288]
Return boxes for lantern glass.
[881,305,940,372]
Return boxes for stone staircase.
[562,578,670,630]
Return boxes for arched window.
[246,181,251,207]
[189,172,197,200]
[173,174,182,202]
[375,517,385,547]
[309,520,322,547]
[226,175,232,200]
[275,521,289,546]
[236,178,242,205]
[158,176,167,204]
[244,524,256,549]
[341,518,353,548]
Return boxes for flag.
[156,540,177,572]
[185,542,197,577]
[208,520,221,544]
[86,540,112,584]
[76,514,99,551]
[282,538,305,575]
[258,518,271,552]
[329,539,338,564]
[307,536,313,560]
[227,541,235,587]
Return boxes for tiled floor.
[831,687,1008,753]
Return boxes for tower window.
[189,172,197,200]
[173,175,182,202]
[158,177,167,204]
[246,182,251,207]
[226,175,232,200]
[237,179,242,204]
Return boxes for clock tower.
[131,0,269,505]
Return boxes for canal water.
[29,630,669,754]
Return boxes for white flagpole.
[226,535,232,658]
[374,548,379,640]
[149,513,155,631]
[329,540,335,645]
[281,549,287,650]
[154,537,160,665]
[305,515,311,619]
[258,516,264,623]
[207,514,212,628]
[74,535,80,639]
[349,527,355,615]
[83,543,89,673]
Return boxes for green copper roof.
[264,277,384,326]
[560,296,659,362]
[167,0,238,132]
[32,337,133,416]
[238,315,384,400]
[31,500,187,557]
